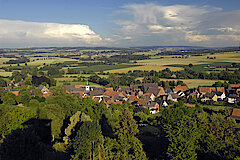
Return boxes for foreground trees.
[0,89,239,160]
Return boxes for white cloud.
[186,35,211,42]
[115,3,240,47]
[0,19,102,47]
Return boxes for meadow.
[159,78,224,88]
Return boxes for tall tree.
[71,121,105,160]
[114,109,147,160]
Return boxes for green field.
[65,64,141,72]
[134,51,240,72]
[158,78,224,88]
[56,80,103,87]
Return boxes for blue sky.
[0,0,240,48]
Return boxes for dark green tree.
[71,121,105,160]
[114,109,147,160]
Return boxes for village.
[3,79,240,121]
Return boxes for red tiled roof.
[10,90,19,96]
[232,109,240,117]
[105,88,113,91]
[173,86,188,93]
[144,93,153,96]
[199,87,216,93]
[216,87,225,93]
[103,90,121,97]
[75,85,84,88]
[43,93,50,98]
[93,97,101,102]
[157,87,166,96]
[230,84,240,88]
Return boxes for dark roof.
[66,85,85,92]
[155,99,167,107]
[146,101,158,108]
[204,92,215,98]
[90,88,105,96]
[142,95,151,100]
[130,84,142,90]
[169,92,181,99]
[143,83,158,92]
[213,91,224,96]
[39,85,45,90]
[164,88,172,94]
[102,97,111,102]
[113,95,124,101]
[146,87,160,96]
[229,94,239,98]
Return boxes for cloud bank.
[114,3,240,47]
[0,19,102,47]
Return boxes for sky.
[0,0,240,48]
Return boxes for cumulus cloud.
[115,3,240,47]
[0,19,102,47]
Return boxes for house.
[146,101,159,114]
[167,93,181,102]
[157,87,166,96]
[142,83,158,92]
[230,108,240,121]
[177,91,185,97]
[155,99,168,107]
[164,88,172,94]
[9,89,19,96]
[187,89,200,98]
[89,88,105,98]
[66,85,85,94]
[93,97,102,103]
[173,86,188,93]
[105,100,122,107]
[115,87,132,95]
[39,85,49,93]
[145,86,166,97]
[228,94,239,103]
[143,92,155,101]
[229,84,240,89]
[201,92,218,102]
[199,87,225,95]
[103,90,124,98]
[128,95,139,103]
[130,84,142,92]
[43,90,51,98]
[214,91,226,100]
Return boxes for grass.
[66,64,140,72]
[106,65,182,73]
[158,78,224,88]
[134,51,240,72]
[27,57,78,66]
[56,81,103,87]
[0,72,12,77]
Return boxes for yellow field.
[106,65,182,73]
[0,72,12,77]
[27,57,78,66]
[133,51,240,71]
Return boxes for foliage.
[1,92,17,105]
[0,105,37,138]
[71,121,105,160]
[63,111,82,145]
[114,109,147,160]
[41,104,65,140]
